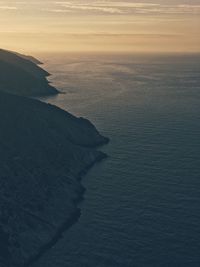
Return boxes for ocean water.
[34,53,200,267]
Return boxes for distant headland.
[0,49,59,97]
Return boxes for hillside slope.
[0,51,109,266]
[0,91,108,266]
[0,49,58,96]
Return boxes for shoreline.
[0,91,109,267]
[24,152,108,267]
[0,49,110,266]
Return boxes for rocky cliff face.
[0,49,58,97]
[0,51,108,266]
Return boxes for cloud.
[0,6,17,10]
[44,8,72,13]
[53,1,200,15]
[1,1,200,15]
[55,1,124,14]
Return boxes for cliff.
[0,49,58,97]
[0,51,109,266]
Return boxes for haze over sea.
[34,53,200,267]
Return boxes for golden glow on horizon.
[0,1,200,53]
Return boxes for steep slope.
[0,91,108,266]
[0,50,109,266]
[13,51,43,65]
[0,49,58,96]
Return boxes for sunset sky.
[0,0,200,53]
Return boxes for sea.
[33,53,200,267]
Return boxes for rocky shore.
[0,50,109,266]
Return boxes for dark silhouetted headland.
[0,49,58,97]
[0,50,109,266]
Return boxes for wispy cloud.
[44,8,71,13]
[54,1,124,14]
[52,1,200,15]
[0,1,200,15]
[0,6,17,10]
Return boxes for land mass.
[0,50,109,266]
[0,49,58,97]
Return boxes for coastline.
[0,50,109,267]
[0,91,109,266]
[25,152,108,267]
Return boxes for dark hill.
[0,91,108,266]
[0,49,58,97]
[0,50,109,266]
[13,51,43,65]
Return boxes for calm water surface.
[34,53,200,267]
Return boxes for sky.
[0,0,200,53]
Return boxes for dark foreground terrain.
[0,50,108,266]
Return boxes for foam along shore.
[0,50,109,266]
